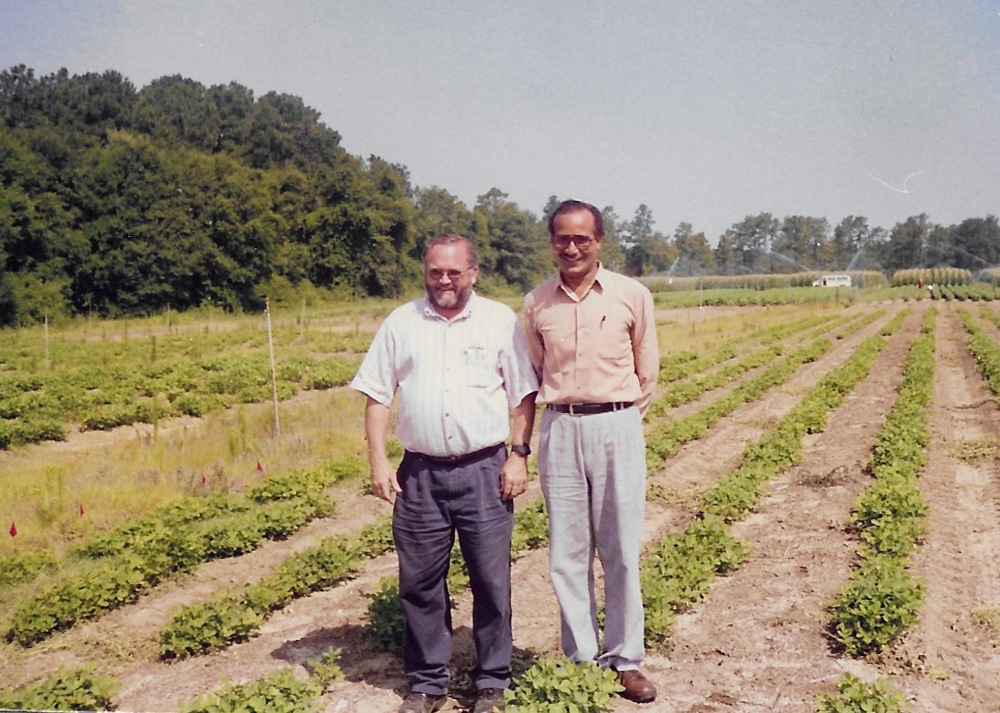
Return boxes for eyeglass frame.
[425,266,476,282]
[551,234,595,251]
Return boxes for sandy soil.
[3,301,1000,713]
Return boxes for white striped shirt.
[350,292,539,457]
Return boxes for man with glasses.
[351,233,538,713]
[523,200,660,704]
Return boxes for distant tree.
[886,214,930,272]
[474,188,547,290]
[832,216,872,270]
[131,75,220,150]
[244,92,343,170]
[773,215,829,271]
[713,231,741,275]
[924,223,955,268]
[207,81,254,154]
[598,205,626,272]
[951,215,1000,271]
[46,69,136,136]
[673,222,715,275]
[0,65,42,127]
[724,213,780,273]
[414,186,476,255]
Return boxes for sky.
[2,0,999,251]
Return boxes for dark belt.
[546,402,634,416]
[406,442,504,467]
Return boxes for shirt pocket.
[463,345,496,388]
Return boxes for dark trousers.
[393,445,514,695]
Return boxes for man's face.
[424,243,478,316]
[551,209,602,282]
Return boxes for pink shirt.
[523,265,659,415]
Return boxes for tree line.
[1,65,996,326]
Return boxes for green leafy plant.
[816,672,910,712]
[0,665,118,712]
[305,647,345,688]
[504,657,621,713]
[363,576,407,654]
[828,556,924,657]
[181,667,323,713]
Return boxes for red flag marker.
[200,473,207,485]
[256,461,264,472]
[9,521,16,537]
[79,504,85,516]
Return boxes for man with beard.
[351,233,538,713]
[522,199,659,704]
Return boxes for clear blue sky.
[2,0,998,247]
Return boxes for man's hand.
[370,459,400,504]
[500,455,528,501]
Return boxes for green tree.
[724,213,780,274]
[713,231,741,275]
[244,92,343,170]
[474,188,547,291]
[414,186,476,254]
[131,75,220,151]
[951,215,1000,270]
[886,214,930,272]
[673,222,715,275]
[773,215,829,271]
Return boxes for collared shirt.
[522,265,659,415]
[351,292,539,457]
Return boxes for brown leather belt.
[546,402,634,416]
[407,442,504,466]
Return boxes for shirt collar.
[555,263,606,300]
[422,291,477,322]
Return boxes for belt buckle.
[568,403,584,416]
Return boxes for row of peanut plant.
[0,323,372,448]
[656,311,840,385]
[818,307,936,712]
[0,648,349,713]
[161,498,550,659]
[2,455,367,646]
[640,310,903,649]
[651,308,874,415]
[827,309,934,656]
[645,309,886,469]
[961,305,1000,395]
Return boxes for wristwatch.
[510,443,531,458]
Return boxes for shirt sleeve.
[349,317,397,406]
[631,286,659,415]
[502,317,540,407]
[521,291,545,380]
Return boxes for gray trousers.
[393,445,513,695]
[538,406,647,670]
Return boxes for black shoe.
[398,690,447,713]
[472,687,505,713]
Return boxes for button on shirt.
[522,265,659,414]
[351,292,539,457]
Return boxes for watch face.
[511,444,530,457]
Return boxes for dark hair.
[423,232,479,267]
[548,199,603,238]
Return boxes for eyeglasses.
[552,235,594,251]
[426,267,473,282]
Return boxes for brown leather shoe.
[617,669,657,703]
[398,690,446,713]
